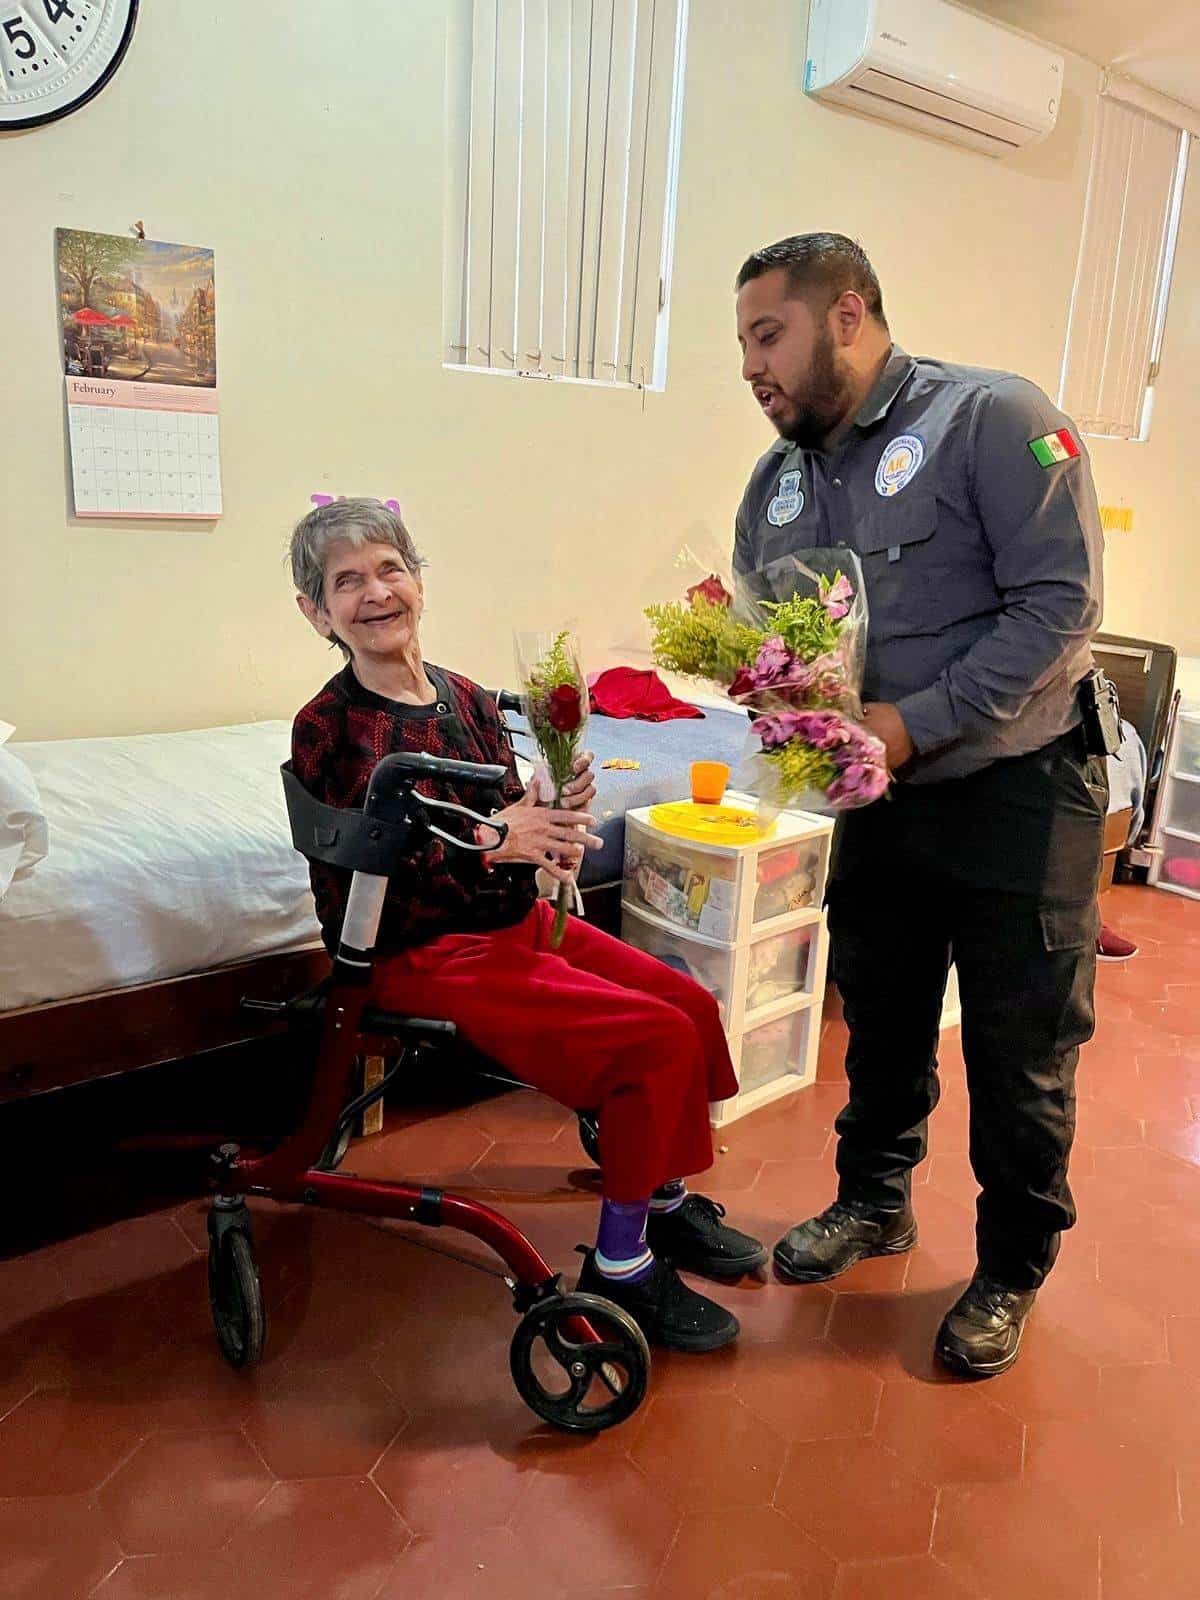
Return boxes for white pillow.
[0,745,49,899]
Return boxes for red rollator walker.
[206,745,650,1432]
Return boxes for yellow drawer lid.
[647,800,776,846]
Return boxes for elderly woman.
[289,499,766,1351]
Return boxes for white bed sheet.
[0,722,321,1012]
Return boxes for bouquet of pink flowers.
[645,549,888,814]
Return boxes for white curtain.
[1061,91,1190,439]
[445,0,686,388]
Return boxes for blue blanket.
[504,705,753,886]
[1107,718,1146,842]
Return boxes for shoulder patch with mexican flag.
[1028,429,1080,467]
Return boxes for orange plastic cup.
[691,760,730,806]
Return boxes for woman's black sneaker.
[646,1195,769,1280]
[576,1248,739,1352]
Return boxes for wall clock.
[1,0,137,130]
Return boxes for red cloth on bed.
[588,667,705,722]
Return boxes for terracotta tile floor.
[2,883,1198,1599]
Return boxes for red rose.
[546,683,583,733]
[728,666,757,699]
[686,574,732,609]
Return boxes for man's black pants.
[828,730,1108,1290]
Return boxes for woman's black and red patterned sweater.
[290,662,536,954]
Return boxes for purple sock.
[594,1197,654,1283]
[650,1178,687,1214]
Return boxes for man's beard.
[776,330,853,449]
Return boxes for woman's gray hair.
[289,498,426,610]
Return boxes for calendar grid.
[66,380,223,520]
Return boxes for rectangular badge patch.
[1028,429,1080,468]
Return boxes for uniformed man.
[733,233,1109,1377]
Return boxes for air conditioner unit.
[804,0,1063,157]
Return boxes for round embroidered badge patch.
[875,434,925,498]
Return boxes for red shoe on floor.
[1097,924,1139,962]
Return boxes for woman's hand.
[559,749,597,812]
[486,785,602,884]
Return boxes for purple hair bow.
[310,494,402,515]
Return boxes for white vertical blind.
[445,0,686,387]
[515,0,549,369]
[1060,93,1190,439]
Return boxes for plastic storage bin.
[621,903,823,1031]
[1155,830,1200,899]
[1163,776,1200,840]
[743,923,821,1017]
[620,904,736,1023]
[622,822,740,941]
[1177,714,1200,780]
[623,806,831,945]
[753,837,827,925]
[621,800,834,1124]
[1150,709,1200,902]
[713,1003,819,1124]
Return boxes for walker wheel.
[577,1111,601,1167]
[510,1291,649,1433]
[208,1229,266,1369]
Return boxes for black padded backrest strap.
[281,763,415,874]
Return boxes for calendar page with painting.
[56,228,222,519]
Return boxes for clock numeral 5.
[3,17,37,58]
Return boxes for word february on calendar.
[66,378,223,519]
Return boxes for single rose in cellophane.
[514,629,589,948]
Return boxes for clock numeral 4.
[1,2,75,61]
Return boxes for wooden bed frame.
[0,944,332,1106]
[0,881,623,1108]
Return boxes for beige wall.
[2,0,1196,741]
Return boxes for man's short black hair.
[736,233,888,328]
